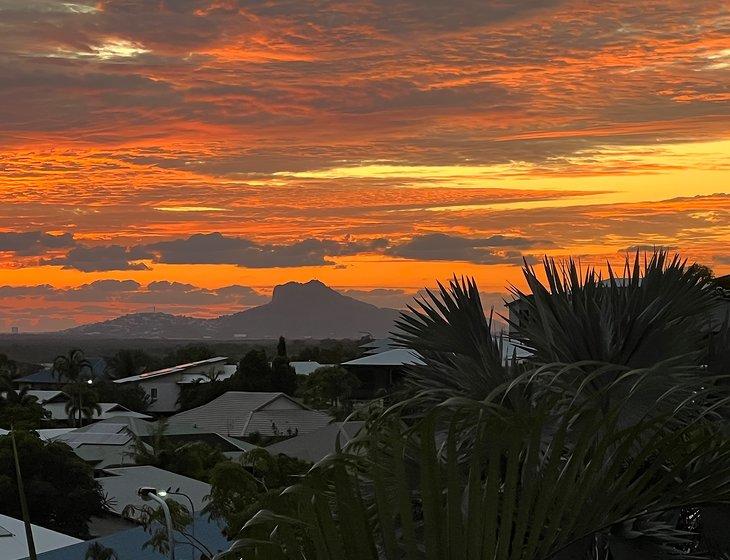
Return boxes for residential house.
[35,513,229,560]
[266,421,364,463]
[169,391,332,440]
[25,390,152,423]
[113,357,236,413]
[342,348,424,397]
[14,357,108,390]
[89,465,213,538]
[50,416,254,471]
[0,513,82,560]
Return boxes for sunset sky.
[1,0,729,331]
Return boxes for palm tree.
[54,349,96,427]
[84,542,118,560]
[214,251,730,559]
[64,383,101,426]
[53,349,93,384]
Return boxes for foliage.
[107,348,160,379]
[123,496,214,558]
[63,382,102,425]
[53,348,93,382]
[53,349,98,427]
[93,379,149,412]
[217,251,730,559]
[0,430,104,538]
[84,542,119,560]
[206,448,310,538]
[507,252,719,367]
[178,366,227,410]
[131,419,229,483]
[297,366,361,412]
[161,343,214,368]
[0,377,47,429]
[0,353,18,378]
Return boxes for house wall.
[138,375,182,413]
[136,361,229,413]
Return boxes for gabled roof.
[169,391,313,437]
[26,390,66,403]
[360,338,398,354]
[266,421,364,462]
[97,466,212,516]
[54,422,133,449]
[40,401,152,421]
[35,513,229,560]
[0,513,82,560]
[243,408,332,437]
[114,357,228,384]
[342,348,424,367]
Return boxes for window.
[150,387,158,401]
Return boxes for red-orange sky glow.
[0,0,729,331]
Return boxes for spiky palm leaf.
[217,370,730,560]
[508,252,719,368]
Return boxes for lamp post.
[164,491,196,560]
[138,486,175,560]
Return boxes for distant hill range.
[62,280,401,340]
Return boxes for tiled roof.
[243,408,332,437]
[115,357,228,383]
[266,421,364,462]
[34,513,229,560]
[342,348,424,367]
[168,391,297,436]
[97,466,212,516]
[0,514,82,560]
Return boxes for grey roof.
[54,423,133,449]
[243,409,333,437]
[35,513,229,560]
[26,390,65,403]
[0,514,82,560]
[360,338,398,354]
[97,466,212,516]
[343,348,424,367]
[169,391,301,437]
[15,357,108,385]
[266,421,364,462]
[115,357,228,383]
[41,401,152,421]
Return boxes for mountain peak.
[271,279,337,304]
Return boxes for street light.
[138,486,175,560]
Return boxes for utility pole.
[11,428,37,560]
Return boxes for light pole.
[138,486,175,560]
[164,491,196,560]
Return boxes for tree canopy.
[0,430,104,538]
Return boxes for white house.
[113,357,236,413]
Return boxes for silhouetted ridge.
[61,281,399,339]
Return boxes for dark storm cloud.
[144,233,388,268]
[41,245,153,272]
[386,233,544,264]
[0,231,75,255]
